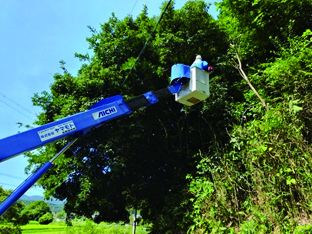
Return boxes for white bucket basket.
[175,66,210,106]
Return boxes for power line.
[0,92,35,117]
[0,182,43,194]
[0,182,18,188]
[0,98,34,121]
[129,0,139,16]
[122,0,173,85]
[0,172,24,180]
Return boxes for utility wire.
[0,182,42,193]
[0,93,36,117]
[0,98,33,121]
[122,0,173,85]
[129,0,139,16]
[0,182,18,188]
[0,172,24,180]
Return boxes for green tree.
[0,186,29,226]
[22,200,52,221]
[0,224,22,234]
[218,0,312,64]
[55,210,66,220]
[184,17,312,234]
[26,1,230,232]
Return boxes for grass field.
[19,220,149,234]
[21,221,67,234]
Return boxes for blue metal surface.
[0,161,53,216]
[168,82,183,94]
[143,91,158,105]
[90,95,123,109]
[191,60,209,71]
[170,64,191,85]
[0,95,131,162]
[0,77,198,215]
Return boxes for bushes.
[39,212,54,224]
[186,99,312,232]
[0,187,29,225]
[0,224,22,234]
[185,30,312,233]
[66,219,147,234]
[22,200,51,221]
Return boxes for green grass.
[20,220,149,234]
[21,221,67,234]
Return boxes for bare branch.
[231,44,268,111]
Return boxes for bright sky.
[0,0,218,196]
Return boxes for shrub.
[0,186,29,225]
[0,224,22,234]
[22,200,52,221]
[38,212,53,224]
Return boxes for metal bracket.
[143,91,158,105]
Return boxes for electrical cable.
[122,0,173,85]
[0,182,18,187]
[0,172,24,180]
[0,182,43,195]
[0,93,36,117]
[129,0,139,16]
[0,98,33,121]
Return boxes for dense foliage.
[26,0,312,233]
[38,212,54,224]
[65,219,148,234]
[22,200,52,221]
[184,1,312,233]
[0,186,29,226]
[56,210,67,220]
[0,224,22,234]
[0,187,28,233]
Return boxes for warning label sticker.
[38,120,76,142]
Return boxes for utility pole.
[132,209,137,234]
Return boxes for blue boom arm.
[0,84,182,163]
[0,83,182,216]
[0,95,130,162]
[0,56,210,217]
